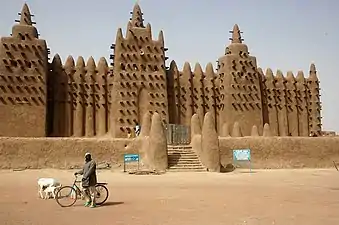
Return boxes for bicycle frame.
[71,175,108,198]
[71,175,86,198]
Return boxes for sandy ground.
[1,169,339,225]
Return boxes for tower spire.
[309,62,318,81]
[130,3,144,28]
[19,3,33,25]
[230,24,243,44]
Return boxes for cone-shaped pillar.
[309,63,318,81]
[96,57,108,136]
[221,123,230,137]
[84,57,96,137]
[231,122,242,137]
[201,112,220,172]
[251,125,259,136]
[148,113,168,171]
[263,123,272,137]
[191,114,201,137]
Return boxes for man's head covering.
[85,152,91,157]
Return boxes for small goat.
[43,184,62,199]
[37,178,61,199]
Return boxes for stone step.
[168,165,206,170]
[168,155,197,158]
[167,145,205,172]
[168,148,193,151]
[169,164,204,168]
[168,145,192,149]
[168,153,196,156]
[167,169,206,172]
[168,156,200,162]
[167,151,194,154]
[168,160,204,165]
[169,161,203,165]
[169,158,199,162]
[167,150,196,154]
[168,165,204,169]
[168,158,201,162]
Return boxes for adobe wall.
[0,137,134,169]
[220,137,339,169]
[0,136,339,170]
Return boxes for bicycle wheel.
[95,184,109,205]
[55,186,78,207]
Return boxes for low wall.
[220,137,339,169]
[1,136,339,170]
[0,137,135,169]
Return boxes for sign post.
[232,149,252,173]
[123,154,140,172]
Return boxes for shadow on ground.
[220,164,258,174]
[102,201,124,207]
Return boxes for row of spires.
[50,54,318,85]
[116,3,243,47]
[257,64,319,82]
[17,3,145,28]
[191,113,275,137]
[51,55,109,74]
[170,60,318,82]
[14,3,319,83]
[14,3,255,70]
[169,60,215,76]
[221,122,275,137]
[115,26,164,45]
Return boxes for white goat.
[43,184,62,199]
[37,178,61,199]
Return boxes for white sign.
[233,149,251,161]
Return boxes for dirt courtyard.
[1,169,339,225]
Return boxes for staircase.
[167,145,206,172]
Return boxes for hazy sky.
[0,0,338,132]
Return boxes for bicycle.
[55,174,109,207]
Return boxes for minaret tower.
[0,3,49,137]
[217,24,263,136]
[307,63,322,136]
[109,3,169,138]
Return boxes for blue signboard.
[124,154,139,162]
[233,149,251,161]
[233,149,252,173]
[123,154,140,172]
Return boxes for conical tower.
[0,3,49,137]
[13,3,39,39]
[230,24,243,44]
[19,3,33,25]
[109,3,169,138]
[307,63,322,136]
[217,24,263,136]
[130,3,144,28]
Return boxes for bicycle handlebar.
[74,174,83,183]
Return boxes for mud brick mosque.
[0,3,322,138]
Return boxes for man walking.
[134,123,141,136]
[75,152,97,208]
